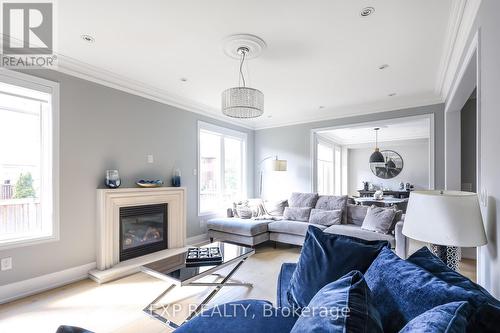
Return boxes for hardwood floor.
[0,244,300,333]
[0,243,477,333]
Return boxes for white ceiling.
[55,0,454,129]
[318,116,431,145]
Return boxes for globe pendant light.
[222,46,264,118]
[369,128,385,163]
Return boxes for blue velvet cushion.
[173,300,298,333]
[364,247,495,333]
[407,246,500,332]
[291,270,383,333]
[55,326,94,333]
[399,302,471,333]
[288,225,389,309]
[277,262,297,308]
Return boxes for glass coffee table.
[140,241,255,329]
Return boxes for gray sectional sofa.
[207,193,408,258]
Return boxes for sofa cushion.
[268,220,327,236]
[323,224,395,247]
[407,246,500,332]
[315,195,347,211]
[283,207,312,222]
[408,247,500,305]
[291,270,383,333]
[399,301,472,333]
[308,209,342,226]
[263,199,288,216]
[287,226,390,309]
[364,247,495,333]
[289,192,318,208]
[315,195,348,224]
[277,263,297,308]
[347,204,369,226]
[173,300,298,333]
[207,218,271,236]
[361,205,397,234]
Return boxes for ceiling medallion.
[221,34,266,119]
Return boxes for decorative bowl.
[136,180,163,188]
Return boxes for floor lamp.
[402,191,487,271]
[258,156,287,197]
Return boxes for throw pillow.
[361,205,397,234]
[232,199,265,218]
[364,247,495,333]
[315,195,348,224]
[236,206,253,219]
[287,225,390,309]
[283,207,312,222]
[399,302,471,333]
[291,271,383,333]
[289,192,319,208]
[263,199,288,216]
[308,209,342,226]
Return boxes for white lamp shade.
[272,159,287,171]
[403,191,487,247]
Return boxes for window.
[0,71,59,249]
[317,138,343,195]
[198,122,246,214]
[317,141,334,195]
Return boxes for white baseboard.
[0,262,96,305]
[186,233,209,246]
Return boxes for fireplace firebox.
[119,204,168,262]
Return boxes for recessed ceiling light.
[360,7,375,17]
[267,115,273,119]
[319,106,325,109]
[388,93,397,97]
[379,64,389,70]
[81,34,95,43]
[180,78,188,82]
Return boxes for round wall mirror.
[370,150,404,179]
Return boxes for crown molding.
[253,98,443,130]
[54,54,255,130]
[436,0,481,100]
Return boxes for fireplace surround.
[94,187,186,273]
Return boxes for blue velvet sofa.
[58,228,500,333]
[174,227,500,333]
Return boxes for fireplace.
[119,204,168,262]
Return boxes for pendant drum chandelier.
[221,35,265,119]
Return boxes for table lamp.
[402,190,487,271]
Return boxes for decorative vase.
[172,168,181,187]
[373,190,384,200]
[105,170,121,188]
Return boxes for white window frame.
[0,70,60,250]
[197,121,247,216]
[315,136,344,196]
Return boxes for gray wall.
[254,104,445,198]
[347,139,430,196]
[0,69,254,285]
[460,97,477,192]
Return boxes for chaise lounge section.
[207,192,408,258]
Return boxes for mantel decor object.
[105,170,121,188]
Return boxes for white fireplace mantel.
[93,187,186,274]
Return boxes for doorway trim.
[444,29,484,285]
[310,113,436,194]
